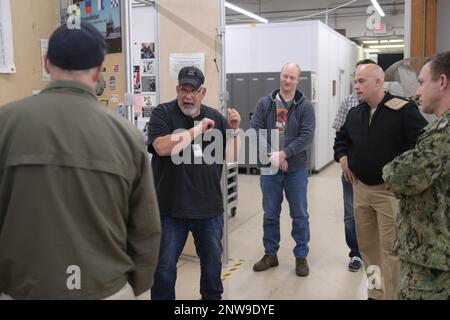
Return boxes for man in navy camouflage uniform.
[383,51,450,300]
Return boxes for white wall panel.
[132,6,157,44]
[226,21,318,73]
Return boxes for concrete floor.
[171,163,368,300]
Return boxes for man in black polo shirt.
[148,66,241,300]
[333,64,427,300]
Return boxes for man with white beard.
[147,66,241,300]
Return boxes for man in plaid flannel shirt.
[332,59,376,272]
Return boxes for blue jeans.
[151,214,224,300]
[260,169,310,258]
[341,174,361,258]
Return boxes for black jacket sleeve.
[333,114,352,162]
[401,103,428,151]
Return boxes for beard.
[179,99,198,116]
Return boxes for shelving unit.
[226,162,238,218]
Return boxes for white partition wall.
[226,21,317,74]
[132,5,157,45]
[316,22,360,170]
[226,21,360,171]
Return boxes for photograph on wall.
[108,75,117,91]
[142,94,157,130]
[133,65,141,93]
[141,59,155,76]
[141,43,155,59]
[72,0,122,53]
[142,93,157,109]
[141,76,156,93]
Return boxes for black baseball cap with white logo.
[178,66,205,90]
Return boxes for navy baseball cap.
[178,66,205,90]
[47,22,106,70]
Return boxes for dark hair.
[426,51,450,81]
[356,59,377,67]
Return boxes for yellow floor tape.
[221,259,244,282]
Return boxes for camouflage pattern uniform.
[383,109,450,300]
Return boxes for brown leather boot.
[296,258,309,277]
[253,255,279,271]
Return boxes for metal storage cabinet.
[261,72,279,98]
[230,73,250,127]
[248,74,265,125]
[229,74,251,172]
[226,72,280,172]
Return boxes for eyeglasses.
[178,88,201,97]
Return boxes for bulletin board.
[0,0,59,106]
[131,3,159,138]
[72,0,122,53]
[64,0,126,112]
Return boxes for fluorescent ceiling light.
[369,44,405,49]
[225,1,268,24]
[364,48,380,53]
[362,39,404,45]
[370,0,385,17]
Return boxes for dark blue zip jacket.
[250,89,316,172]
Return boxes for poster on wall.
[73,0,122,53]
[140,94,157,140]
[133,42,157,95]
[142,94,157,109]
[141,76,156,93]
[132,41,158,136]
[140,43,155,59]
[108,75,117,91]
[169,53,205,77]
[141,59,155,76]
[133,66,141,93]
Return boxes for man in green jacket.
[383,51,450,300]
[0,22,161,300]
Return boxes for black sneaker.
[348,256,362,272]
[253,255,279,272]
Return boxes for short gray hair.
[281,63,301,79]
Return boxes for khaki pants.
[0,283,136,300]
[353,181,400,300]
[103,283,136,300]
[0,293,13,300]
